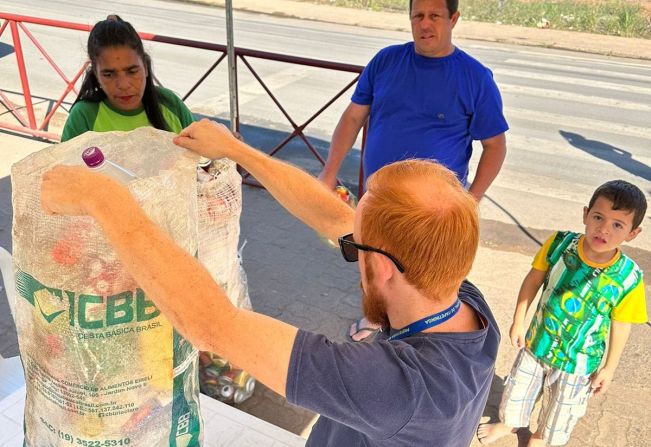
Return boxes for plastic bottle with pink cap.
[81,146,137,184]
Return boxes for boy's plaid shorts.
[499,349,592,446]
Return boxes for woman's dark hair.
[73,14,168,131]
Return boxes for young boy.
[478,180,648,446]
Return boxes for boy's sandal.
[348,318,381,342]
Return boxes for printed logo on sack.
[175,412,194,446]
[15,269,160,328]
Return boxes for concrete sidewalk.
[197,0,651,60]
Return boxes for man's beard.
[361,263,390,329]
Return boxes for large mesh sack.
[196,160,255,404]
[12,127,203,447]
[196,159,251,311]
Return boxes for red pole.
[0,90,29,127]
[39,62,89,131]
[0,19,9,38]
[19,22,81,95]
[10,20,37,129]
[0,122,60,141]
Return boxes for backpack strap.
[546,231,577,268]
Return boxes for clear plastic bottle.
[81,146,137,184]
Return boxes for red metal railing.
[0,12,367,194]
[0,14,94,140]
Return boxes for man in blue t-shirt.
[320,0,508,197]
[320,0,509,342]
[43,119,500,447]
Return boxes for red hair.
[362,159,479,300]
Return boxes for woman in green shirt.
[61,15,256,405]
[61,15,194,141]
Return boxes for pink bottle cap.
[81,146,105,168]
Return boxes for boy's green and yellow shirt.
[526,231,647,375]
[61,86,194,142]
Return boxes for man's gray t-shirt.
[286,281,500,446]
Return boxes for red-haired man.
[42,119,500,446]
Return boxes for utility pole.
[225,0,238,133]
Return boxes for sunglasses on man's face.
[337,233,405,273]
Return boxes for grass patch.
[463,0,651,38]
[303,0,408,12]
[297,1,651,38]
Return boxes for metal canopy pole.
[225,0,238,132]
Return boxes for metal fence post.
[10,20,37,129]
[225,0,239,133]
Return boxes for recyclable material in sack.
[196,155,255,404]
[196,160,252,311]
[11,127,203,446]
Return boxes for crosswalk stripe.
[500,84,651,112]
[499,133,651,165]
[503,59,651,83]
[473,133,651,208]
[190,65,316,116]
[505,107,651,140]
[494,46,651,69]
[494,68,651,96]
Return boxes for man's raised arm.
[174,120,354,242]
[41,167,297,397]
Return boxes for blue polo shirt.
[353,43,509,185]
[286,281,500,446]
